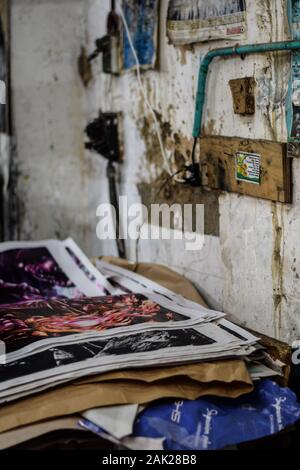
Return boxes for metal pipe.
[193,40,300,139]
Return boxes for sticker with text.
[236,151,261,185]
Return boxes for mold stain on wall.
[136,92,192,177]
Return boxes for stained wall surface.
[10,0,300,342]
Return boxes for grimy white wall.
[11,0,90,246]
[10,0,300,343]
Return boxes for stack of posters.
[0,239,259,404]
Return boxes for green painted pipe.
[193,40,300,138]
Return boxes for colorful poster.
[123,0,159,70]
[167,0,247,45]
[0,239,114,306]
[0,294,188,355]
[0,246,81,304]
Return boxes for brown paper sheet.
[0,416,80,450]
[78,360,250,385]
[0,359,252,433]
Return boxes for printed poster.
[167,0,247,45]
[123,0,159,70]
[0,293,188,355]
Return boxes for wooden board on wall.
[199,136,292,203]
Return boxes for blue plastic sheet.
[133,380,300,450]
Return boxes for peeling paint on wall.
[256,0,273,38]
[136,102,194,179]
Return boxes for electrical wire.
[116,1,198,261]
[153,168,186,201]
[116,0,173,176]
